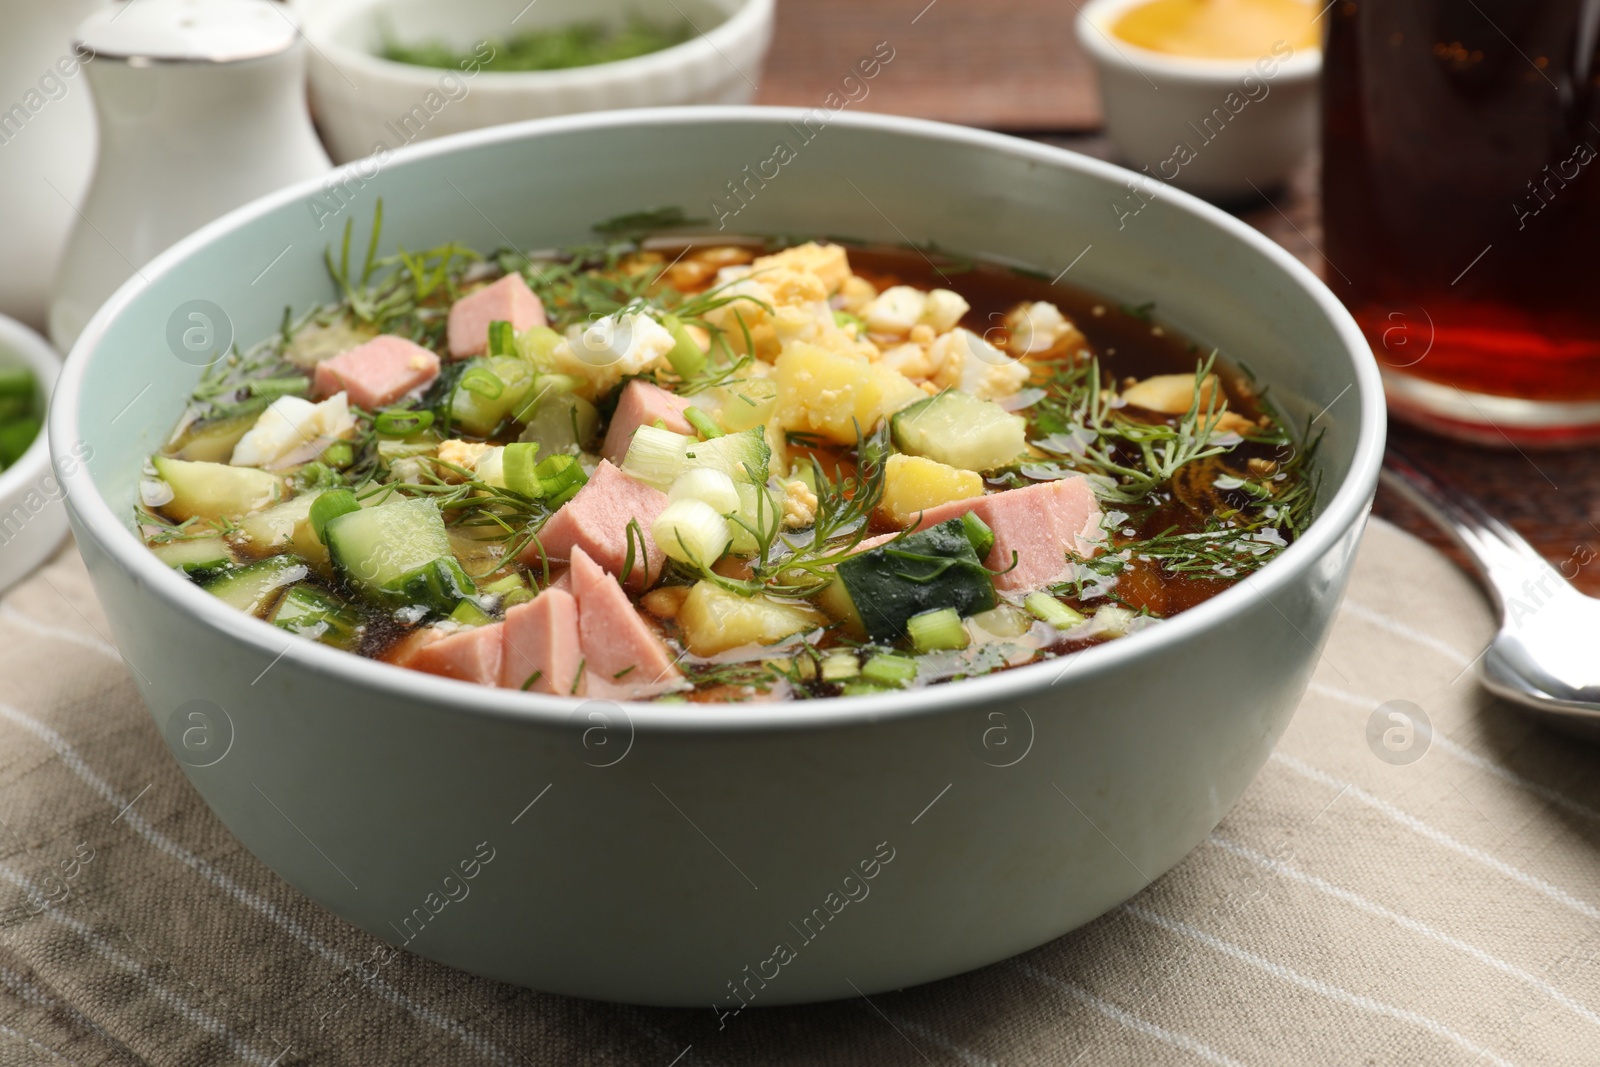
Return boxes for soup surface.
[138,211,1316,703]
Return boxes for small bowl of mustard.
[1076,0,1322,201]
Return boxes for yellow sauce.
[1111,0,1319,59]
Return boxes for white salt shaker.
[49,0,330,351]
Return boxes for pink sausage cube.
[447,273,547,359]
[523,460,668,590]
[600,379,694,465]
[499,587,582,695]
[405,622,504,685]
[910,476,1103,592]
[313,335,441,412]
[570,547,682,700]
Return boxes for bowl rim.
[50,105,1385,736]
[301,0,773,89]
[0,314,60,506]
[1075,0,1323,84]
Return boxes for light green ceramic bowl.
[50,108,1384,1006]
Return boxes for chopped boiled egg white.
[229,392,355,467]
[928,328,1031,400]
[862,285,928,335]
[553,311,676,393]
[780,477,818,528]
[921,289,970,332]
[1005,301,1078,355]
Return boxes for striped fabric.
[3,519,1597,1066]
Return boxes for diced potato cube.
[774,342,923,444]
[877,454,984,528]
[677,581,826,655]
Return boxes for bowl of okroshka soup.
[51,108,1383,1006]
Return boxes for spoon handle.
[1380,452,1575,613]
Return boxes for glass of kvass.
[1322,0,1600,445]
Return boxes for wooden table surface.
[755,0,1600,596]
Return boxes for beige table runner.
[2,517,1598,1066]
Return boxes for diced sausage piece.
[523,460,668,590]
[909,476,1103,592]
[312,335,441,411]
[499,587,581,695]
[569,547,683,700]
[447,274,547,359]
[404,622,505,685]
[599,379,694,465]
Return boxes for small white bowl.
[303,0,775,164]
[0,315,69,594]
[1076,0,1321,201]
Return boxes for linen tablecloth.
[3,517,1597,1066]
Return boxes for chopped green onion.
[487,320,515,358]
[460,366,505,399]
[1025,591,1086,630]
[668,467,740,515]
[820,651,860,681]
[500,442,542,497]
[449,598,494,627]
[861,652,918,687]
[621,424,692,490]
[661,313,707,378]
[483,572,533,608]
[374,408,434,436]
[840,679,893,697]
[970,604,1031,638]
[535,454,587,507]
[309,489,360,543]
[684,406,724,440]
[320,440,354,468]
[907,607,970,652]
[961,512,995,559]
[833,310,866,332]
[247,376,311,400]
[651,499,732,565]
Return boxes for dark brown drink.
[1322,0,1600,444]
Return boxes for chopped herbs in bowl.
[380,17,696,72]
[0,369,41,472]
[136,204,1317,704]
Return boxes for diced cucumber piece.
[710,377,778,432]
[202,555,307,617]
[890,390,1027,472]
[235,493,328,566]
[450,355,537,436]
[684,427,770,484]
[726,482,781,555]
[150,537,235,580]
[324,496,475,614]
[168,412,258,463]
[151,456,283,522]
[517,391,599,454]
[309,490,360,543]
[833,518,997,642]
[271,584,363,649]
[481,572,533,608]
[514,325,564,367]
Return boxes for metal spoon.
[1380,453,1600,738]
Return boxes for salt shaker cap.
[75,0,298,64]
